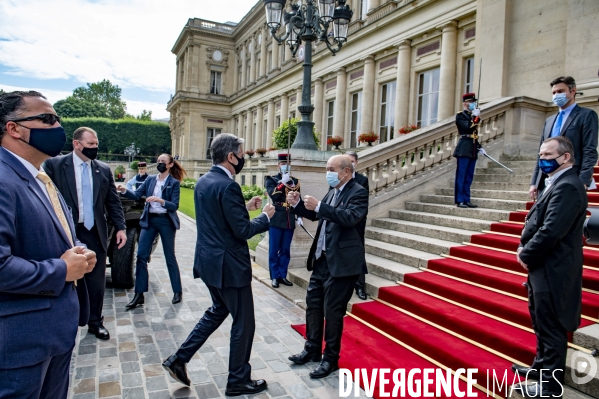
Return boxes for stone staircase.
[252,155,599,398]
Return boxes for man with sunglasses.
[0,90,97,398]
[44,126,127,341]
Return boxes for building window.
[360,0,369,19]
[263,120,268,148]
[268,46,273,71]
[464,57,474,95]
[210,71,222,94]
[237,66,242,89]
[241,175,246,185]
[206,128,222,159]
[326,100,335,149]
[246,65,251,85]
[290,111,296,119]
[252,175,257,185]
[276,116,281,128]
[256,54,261,78]
[350,91,362,148]
[281,45,286,63]
[379,81,396,143]
[417,68,440,128]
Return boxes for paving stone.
[98,381,120,397]
[73,378,95,394]
[99,347,117,358]
[121,387,146,399]
[266,381,288,397]
[75,366,96,380]
[146,376,168,391]
[121,361,141,374]
[195,383,220,399]
[122,372,143,388]
[98,368,119,383]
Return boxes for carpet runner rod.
[440,254,599,296]
[482,230,521,239]
[345,312,503,399]
[499,220,524,225]
[461,242,599,272]
[371,296,527,367]
[397,282,598,356]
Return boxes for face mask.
[468,102,476,111]
[280,165,290,174]
[552,93,570,108]
[231,153,245,174]
[326,171,341,187]
[156,163,168,173]
[538,154,564,174]
[80,146,98,160]
[19,126,66,157]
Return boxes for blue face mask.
[552,93,570,108]
[18,126,66,157]
[280,165,290,174]
[538,154,564,174]
[326,171,341,187]
[468,102,476,111]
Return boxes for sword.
[287,115,291,174]
[297,217,314,239]
[482,153,514,173]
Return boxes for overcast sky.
[0,0,256,119]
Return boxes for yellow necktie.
[36,172,74,247]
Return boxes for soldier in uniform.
[453,92,482,208]
[265,154,300,288]
[126,161,149,190]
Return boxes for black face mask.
[18,126,66,157]
[231,153,245,174]
[156,163,168,173]
[80,146,98,160]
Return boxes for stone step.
[404,201,510,222]
[498,155,537,163]
[469,181,532,191]
[435,187,530,201]
[472,174,532,184]
[365,238,437,269]
[489,160,537,170]
[364,253,421,283]
[366,226,456,255]
[479,166,534,175]
[372,218,478,243]
[388,209,494,231]
[420,194,526,212]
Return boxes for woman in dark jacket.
[117,154,187,309]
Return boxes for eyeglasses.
[9,113,62,125]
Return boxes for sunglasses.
[9,113,62,125]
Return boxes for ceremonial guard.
[453,92,482,208]
[265,153,300,288]
[125,161,149,190]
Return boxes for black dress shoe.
[126,293,144,310]
[162,354,190,386]
[457,203,469,208]
[172,292,182,304]
[289,350,322,365]
[465,202,478,208]
[271,279,279,288]
[225,379,267,396]
[513,382,562,398]
[356,288,367,300]
[277,278,293,286]
[309,360,339,379]
[511,363,540,380]
[88,325,110,340]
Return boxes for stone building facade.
[166,0,599,182]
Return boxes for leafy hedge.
[61,118,171,156]
[273,118,320,149]
[179,180,264,201]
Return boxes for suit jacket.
[0,147,87,368]
[519,168,587,332]
[44,152,126,251]
[453,110,481,158]
[531,105,599,189]
[292,179,368,277]
[121,174,181,230]
[193,166,270,288]
[265,173,299,230]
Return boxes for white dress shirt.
[149,176,168,214]
[544,166,572,191]
[6,148,49,201]
[315,180,348,213]
[72,152,93,223]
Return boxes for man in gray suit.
[529,76,599,200]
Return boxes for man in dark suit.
[44,126,127,340]
[0,91,96,398]
[163,133,275,396]
[529,76,599,200]
[286,154,368,379]
[512,136,587,397]
[346,151,369,300]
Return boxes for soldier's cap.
[278,153,291,162]
[462,92,477,102]
[138,162,147,167]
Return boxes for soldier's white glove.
[280,173,291,184]
[472,108,481,117]
[478,148,486,155]
[297,217,303,227]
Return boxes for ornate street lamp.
[124,142,140,163]
[263,0,353,150]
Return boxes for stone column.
[360,56,375,134]
[438,21,458,120]
[185,47,192,89]
[259,28,267,78]
[178,57,185,91]
[281,93,289,123]
[272,41,280,70]
[334,68,347,144]
[295,86,302,117]
[190,44,200,92]
[285,42,292,64]
[394,40,412,130]
[247,109,254,148]
[313,78,324,137]
[175,59,180,91]
[241,45,247,89]
[250,36,256,83]
[267,99,275,148]
[233,51,239,92]
[255,104,264,150]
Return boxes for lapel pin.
[95,170,99,173]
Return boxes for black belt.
[149,213,169,217]
[460,134,475,138]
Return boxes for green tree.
[137,110,152,121]
[272,118,320,150]
[72,79,127,119]
[0,88,5,95]
[54,97,109,118]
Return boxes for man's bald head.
[326,155,353,188]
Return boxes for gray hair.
[210,133,244,164]
[345,150,358,161]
